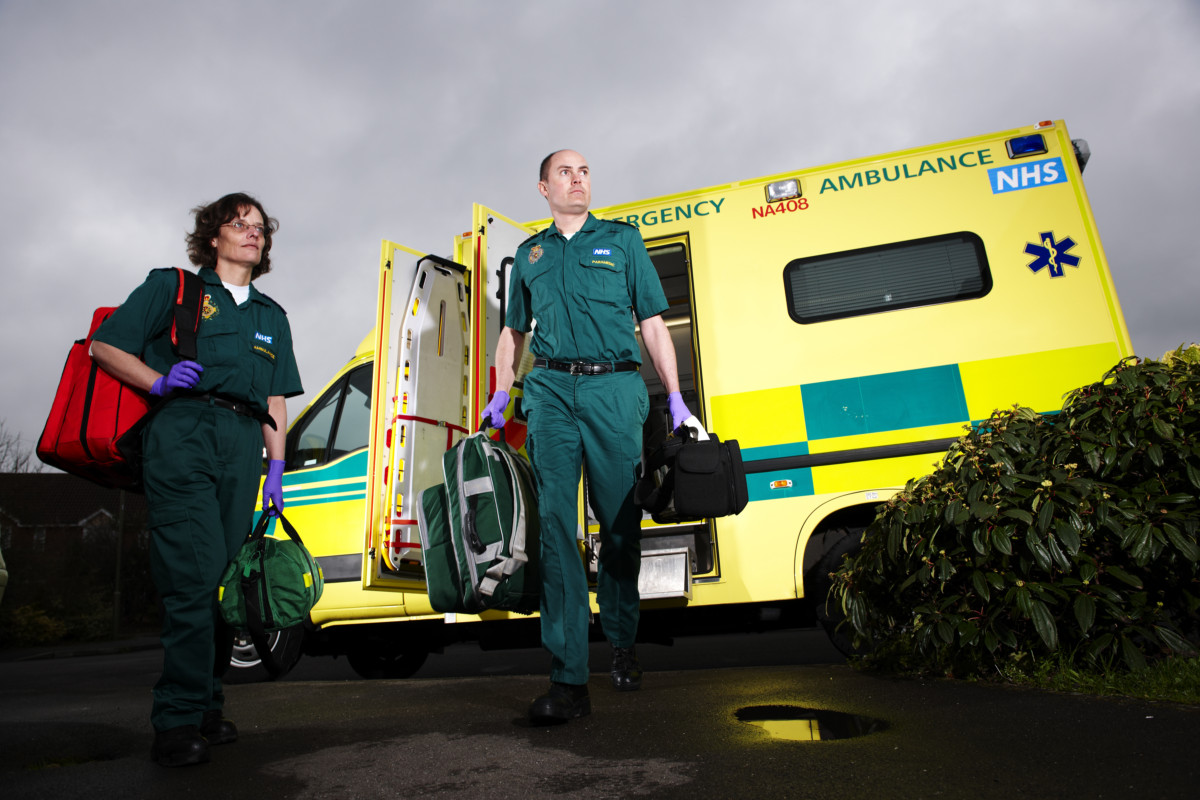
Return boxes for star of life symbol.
[1024,231,1080,278]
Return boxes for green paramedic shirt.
[506,214,669,363]
[94,267,303,413]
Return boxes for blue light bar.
[1005,134,1048,159]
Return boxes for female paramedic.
[91,192,303,767]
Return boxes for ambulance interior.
[583,236,716,590]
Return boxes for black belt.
[533,358,639,376]
[190,394,276,429]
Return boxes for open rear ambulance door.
[362,241,471,590]
[467,204,537,430]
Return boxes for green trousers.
[523,368,649,685]
[142,399,262,732]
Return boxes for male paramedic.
[481,150,693,724]
[91,193,303,766]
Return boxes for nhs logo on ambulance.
[988,157,1067,194]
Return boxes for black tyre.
[347,646,429,680]
[808,527,870,657]
[225,624,306,683]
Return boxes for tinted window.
[284,378,343,470]
[329,367,372,459]
[283,364,374,470]
[784,232,991,324]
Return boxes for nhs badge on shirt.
[593,248,612,256]
[253,331,277,361]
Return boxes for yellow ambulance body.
[232,120,1131,680]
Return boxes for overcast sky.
[2,0,1197,459]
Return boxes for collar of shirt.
[198,266,269,307]
[547,212,599,240]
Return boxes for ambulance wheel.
[347,646,429,680]
[809,527,871,657]
[225,625,306,683]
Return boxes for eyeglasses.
[223,221,267,235]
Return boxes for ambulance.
[228,120,1133,681]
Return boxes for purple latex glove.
[480,390,510,430]
[150,360,204,397]
[668,391,691,432]
[262,459,285,516]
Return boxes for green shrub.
[0,604,69,646]
[834,346,1200,677]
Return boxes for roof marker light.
[766,178,801,203]
[1005,134,1048,159]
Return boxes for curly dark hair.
[186,192,279,280]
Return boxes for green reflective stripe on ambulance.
[801,364,969,441]
[280,450,369,507]
[740,441,814,501]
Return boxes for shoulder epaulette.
[603,217,639,230]
[256,292,288,315]
[516,229,547,249]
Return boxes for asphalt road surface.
[3,628,1199,799]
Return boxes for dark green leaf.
[1153,625,1195,655]
[1163,524,1200,562]
[1151,416,1174,441]
[1055,519,1081,556]
[1073,593,1095,633]
[1147,444,1164,467]
[936,557,953,581]
[1120,636,1147,671]
[1104,565,1143,589]
[1030,600,1058,650]
[1002,508,1034,526]
[971,527,988,556]
[1085,633,1114,661]
[1025,531,1052,573]
[1015,586,1032,616]
[1037,498,1055,532]
[972,570,990,601]
[970,500,998,521]
[1045,534,1071,572]
[1186,463,1200,489]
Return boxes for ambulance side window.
[784,231,991,324]
[283,364,373,470]
[329,366,372,459]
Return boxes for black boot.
[611,645,643,691]
[528,681,591,725]
[151,725,210,767]
[200,709,238,745]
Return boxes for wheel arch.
[793,492,889,599]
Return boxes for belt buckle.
[571,361,607,375]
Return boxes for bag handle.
[247,508,306,547]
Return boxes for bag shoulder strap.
[170,268,205,360]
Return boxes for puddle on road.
[735,705,888,742]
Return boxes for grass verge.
[999,654,1200,704]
